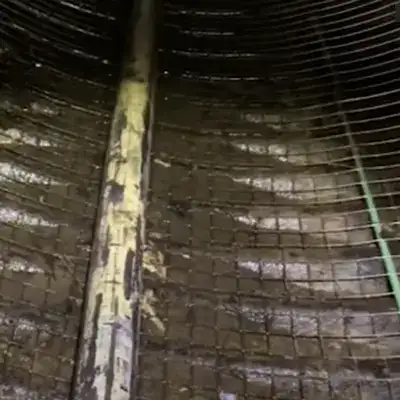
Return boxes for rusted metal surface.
[72,0,157,399]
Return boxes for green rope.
[312,18,400,313]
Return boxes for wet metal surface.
[2,0,400,399]
[0,0,124,397]
[137,1,400,400]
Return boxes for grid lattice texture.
[0,0,124,397]
[137,1,400,399]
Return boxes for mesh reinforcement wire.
[0,0,125,398]
[137,1,400,399]
[2,0,400,399]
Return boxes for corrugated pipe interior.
[1,1,400,399]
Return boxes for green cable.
[349,137,400,312]
[311,18,400,313]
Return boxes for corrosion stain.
[124,248,135,300]
[106,180,125,204]
[104,298,118,400]
[101,227,110,266]
[112,110,127,144]
[77,293,102,400]
[133,216,142,280]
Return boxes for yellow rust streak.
[75,1,163,398]
[79,78,148,400]
[95,80,146,319]
[91,79,165,325]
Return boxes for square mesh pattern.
[0,81,111,398]
[136,1,400,399]
[0,0,120,396]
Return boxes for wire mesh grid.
[0,0,124,397]
[136,1,400,399]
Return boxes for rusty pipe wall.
[72,0,157,398]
